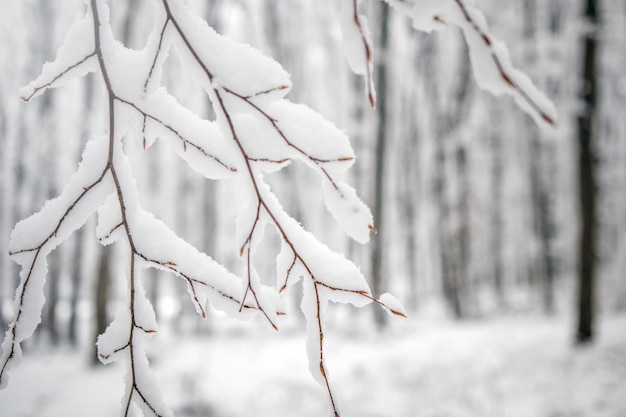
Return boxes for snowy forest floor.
[1,312,625,417]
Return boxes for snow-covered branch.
[149,2,403,412]
[341,0,557,126]
[340,0,377,108]
[1,0,404,416]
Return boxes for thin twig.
[116,97,237,172]
[20,52,97,102]
[222,86,349,193]
[350,0,376,108]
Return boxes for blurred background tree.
[0,0,624,356]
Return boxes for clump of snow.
[379,292,407,317]
[141,88,240,179]
[19,10,97,101]
[267,100,354,167]
[339,0,369,76]
[166,0,292,101]
[322,181,373,244]
[339,0,376,106]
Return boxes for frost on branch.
[341,0,558,126]
[0,0,402,416]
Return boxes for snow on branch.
[1,0,403,416]
[340,0,377,108]
[341,0,557,126]
[19,13,98,101]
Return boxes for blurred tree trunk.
[454,143,471,315]
[263,0,306,228]
[68,227,84,346]
[429,43,456,318]
[402,173,419,311]
[490,109,505,306]
[523,0,557,315]
[69,74,96,346]
[433,40,472,319]
[39,0,61,344]
[40,106,60,345]
[44,245,61,345]
[203,2,220,260]
[93,245,111,365]
[398,48,421,311]
[576,0,599,344]
[370,1,391,328]
[0,107,5,333]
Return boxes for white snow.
[267,100,354,167]
[379,292,407,317]
[339,0,376,106]
[166,0,292,101]
[322,180,373,244]
[339,0,369,77]
[1,314,624,417]
[141,87,240,179]
[18,10,97,101]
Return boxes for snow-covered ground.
[1,313,625,417]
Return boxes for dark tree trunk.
[93,245,112,365]
[576,0,599,344]
[68,228,84,346]
[44,250,61,345]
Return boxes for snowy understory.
[1,311,624,417]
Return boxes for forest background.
[0,0,625,416]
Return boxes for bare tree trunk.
[399,109,420,311]
[370,1,391,328]
[523,0,558,315]
[397,29,428,312]
[44,247,61,345]
[40,125,61,344]
[576,0,599,344]
[455,144,471,314]
[93,245,112,365]
[0,107,5,333]
[490,111,505,306]
[69,73,96,346]
[432,39,473,319]
[68,227,84,346]
[537,165,556,314]
[40,0,60,342]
